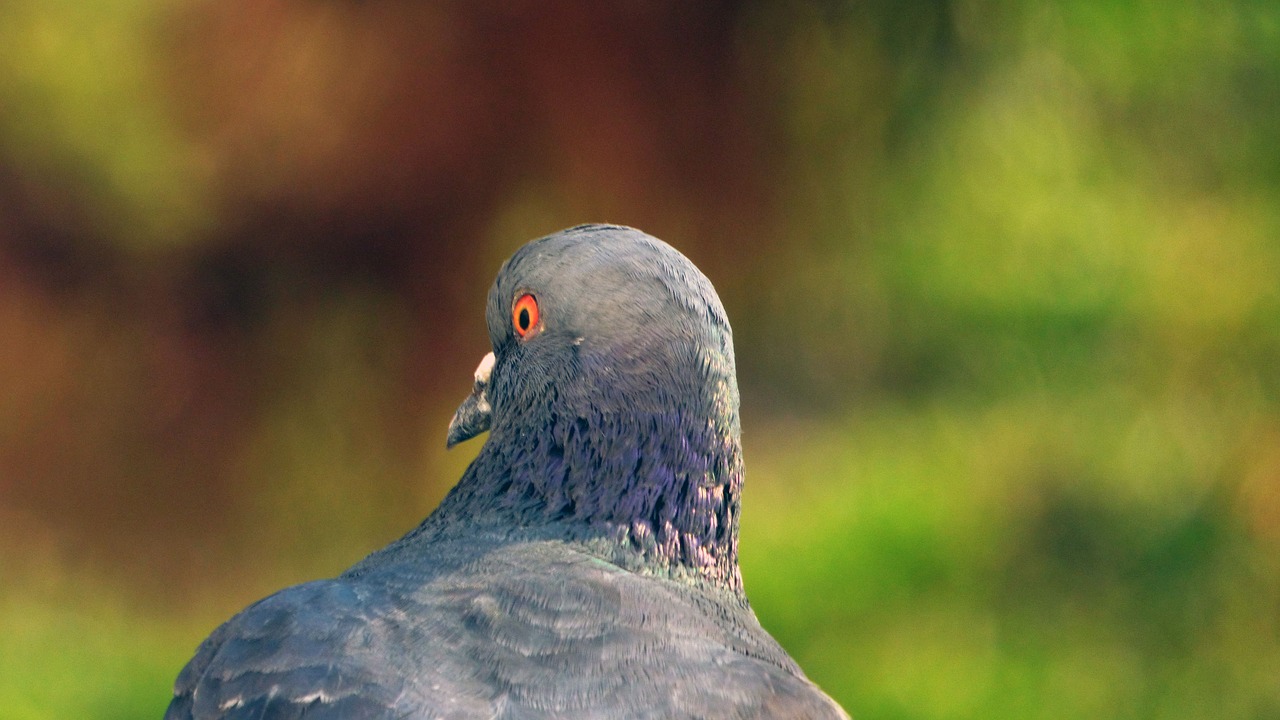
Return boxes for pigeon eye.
[512,293,540,338]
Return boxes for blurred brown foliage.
[0,0,870,597]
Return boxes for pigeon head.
[449,224,738,444]
[440,224,744,589]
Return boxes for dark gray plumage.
[166,225,848,719]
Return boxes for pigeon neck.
[433,393,745,592]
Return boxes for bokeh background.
[2,2,1278,718]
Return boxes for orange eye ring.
[512,293,540,338]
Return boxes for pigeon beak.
[446,352,495,448]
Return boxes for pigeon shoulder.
[406,538,849,719]
[167,538,847,719]
[165,573,491,720]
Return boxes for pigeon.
[166,224,849,720]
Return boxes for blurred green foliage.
[2,1,1278,719]
[0,0,213,251]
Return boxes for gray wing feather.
[167,541,845,719]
